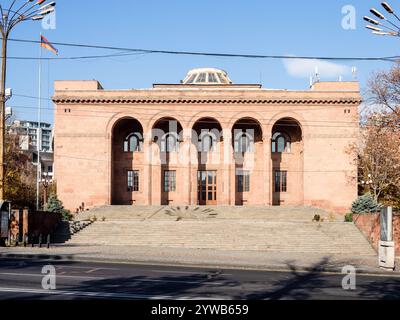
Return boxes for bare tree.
[356,63,400,203]
[368,62,400,122]
[357,112,400,202]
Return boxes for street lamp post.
[360,174,374,189]
[41,171,50,207]
[364,2,400,37]
[0,0,56,201]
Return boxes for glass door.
[197,171,217,205]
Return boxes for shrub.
[312,214,321,222]
[351,193,381,214]
[344,213,353,223]
[328,212,336,222]
[44,193,72,221]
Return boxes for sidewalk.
[0,245,395,275]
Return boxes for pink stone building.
[53,68,361,213]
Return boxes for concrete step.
[75,205,339,223]
[65,205,376,256]
[66,221,375,255]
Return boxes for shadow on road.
[0,257,400,300]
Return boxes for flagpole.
[36,33,42,211]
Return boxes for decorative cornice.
[52,98,362,105]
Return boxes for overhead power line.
[2,51,147,60]
[4,37,400,62]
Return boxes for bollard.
[15,233,19,247]
[47,234,51,249]
[24,233,28,248]
[38,234,42,248]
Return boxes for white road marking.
[55,265,119,271]
[0,287,224,300]
[0,272,225,285]
[150,269,233,276]
[0,272,101,280]
[85,268,101,274]
[122,278,225,285]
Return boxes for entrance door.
[198,171,217,205]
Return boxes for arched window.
[198,132,217,152]
[161,133,180,152]
[272,132,291,153]
[234,131,254,153]
[124,133,143,152]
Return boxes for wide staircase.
[67,206,376,255]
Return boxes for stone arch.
[107,113,147,137]
[150,116,185,205]
[111,117,145,205]
[270,115,304,207]
[231,117,264,147]
[188,111,224,130]
[228,112,264,132]
[151,116,184,149]
[191,117,224,206]
[231,117,264,206]
[147,112,187,134]
[267,110,307,138]
[192,117,223,149]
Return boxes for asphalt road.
[0,258,399,300]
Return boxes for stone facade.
[52,69,361,213]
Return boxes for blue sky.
[5,0,400,124]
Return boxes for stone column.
[263,133,272,206]
[107,132,112,205]
[181,129,192,205]
[143,133,152,205]
[222,129,233,205]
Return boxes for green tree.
[351,193,381,214]
[44,193,72,221]
[4,131,36,209]
[44,193,63,212]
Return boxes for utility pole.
[0,32,7,200]
[0,1,57,202]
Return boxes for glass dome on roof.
[182,68,232,85]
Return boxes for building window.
[164,171,176,192]
[186,74,196,84]
[272,132,291,153]
[234,132,254,153]
[197,73,207,83]
[217,73,228,84]
[208,73,218,83]
[198,132,217,152]
[237,170,250,193]
[161,133,180,152]
[127,170,139,192]
[124,133,143,152]
[274,170,287,193]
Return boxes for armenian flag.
[40,35,58,55]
